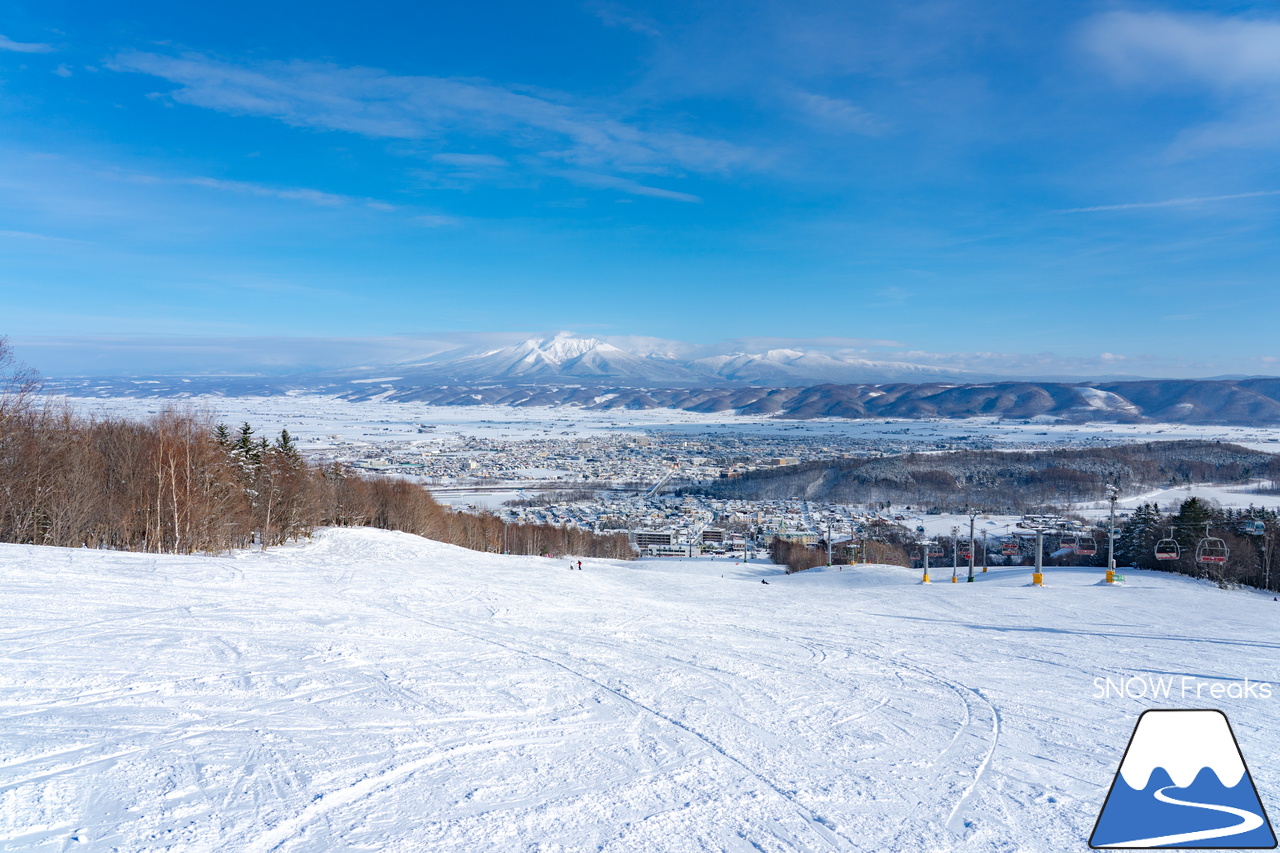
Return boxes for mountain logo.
[1090,709,1276,849]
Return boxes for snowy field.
[2,529,1278,852]
[54,394,1280,451]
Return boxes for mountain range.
[42,333,1280,426]
[361,332,985,386]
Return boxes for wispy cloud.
[117,172,399,211]
[1056,190,1280,213]
[12,334,470,375]
[587,1,662,38]
[718,336,903,352]
[0,229,89,244]
[878,349,1206,378]
[789,90,888,136]
[1083,11,1280,90]
[108,50,756,182]
[186,176,356,207]
[413,214,463,227]
[553,170,702,202]
[1082,10,1280,154]
[0,34,54,53]
[432,153,509,168]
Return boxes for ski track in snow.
[0,529,1278,852]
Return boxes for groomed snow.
[1,529,1278,851]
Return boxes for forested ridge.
[697,441,1280,510]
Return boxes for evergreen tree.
[1116,502,1162,569]
[233,422,262,466]
[275,429,303,468]
[1172,496,1215,557]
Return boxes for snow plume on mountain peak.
[472,332,606,364]
[527,332,612,364]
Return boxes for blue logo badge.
[1091,709,1276,849]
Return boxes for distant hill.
[44,375,1280,427]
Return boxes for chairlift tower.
[1105,484,1118,584]
[1017,514,1067,587]
[951,525,960,584]
[966,508,981,583]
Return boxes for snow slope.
[1,529,1278,852]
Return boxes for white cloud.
[108,51,756,179]
[0,34,54,53]
[1083,11,1280,90]
[1082,10,1280,154]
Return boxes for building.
[645,543,698,558]
[633,530,675,548]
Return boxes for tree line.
[1113,498,1277,591]
[0,340,633,559]
[695,440,1280,512]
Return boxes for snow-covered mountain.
[384,332,707,385]
[361,332,985,386]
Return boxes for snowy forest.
[699,441,1280,510]
[0,340,633,559]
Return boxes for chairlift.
[1001,539,1019,556]
[1242,520,1266,536]
[1154,530,1181,561]
[1059,533,1079,551]
[1076,535,1097,556]
[1196,533,1229,565]
[927,543,943,559]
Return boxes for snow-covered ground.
[2,530,1278,851]
[54,394,1280,451]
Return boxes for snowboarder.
[761,579,769,585]
[577,560,582,570]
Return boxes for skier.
[577,560,582,570]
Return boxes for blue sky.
[3,0,1280,377]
